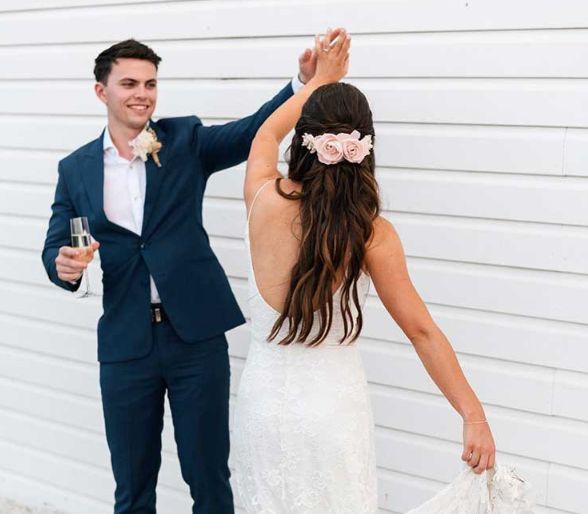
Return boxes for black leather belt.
[150,303,167,324]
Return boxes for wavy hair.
[269,82,380,346]
[94,39,161,84]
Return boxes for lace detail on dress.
[406,464,535,514]
[233,180,378,513]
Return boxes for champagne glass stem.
[83,268,91,297]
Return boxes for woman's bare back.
[246,178,348,314]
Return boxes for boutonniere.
[129,123,163,167]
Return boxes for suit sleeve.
[41,161,81,292]
[193,81,294,178]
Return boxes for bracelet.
[463,419,488,425]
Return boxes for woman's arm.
[244,28,351,208]
[365,216,496,474]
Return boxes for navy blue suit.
[42,82,294,513]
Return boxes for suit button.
[140,243,145,249]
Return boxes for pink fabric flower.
[340,130,373,163]
[301,130,373,165]
[314,134,344,164]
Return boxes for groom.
[41,39,317,513]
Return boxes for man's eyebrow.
[118,78,157,83]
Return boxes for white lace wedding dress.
[233,183,377,513]
[232,182,535,514]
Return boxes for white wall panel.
[0,120,571,176]
[4,31,588,81]
[1,1,588,513]
[2,0,588,46]
[5,78,588,128]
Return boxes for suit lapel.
[141,121,167,238]
[80,132,107,224]
[80,123,168,238]
[80,129,140,237]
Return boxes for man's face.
[95,58,157,131]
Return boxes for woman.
[232,29,497,513]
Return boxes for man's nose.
[134,86,148,99]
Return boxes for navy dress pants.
[99,319,234,514]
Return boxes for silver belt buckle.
[153,307,163,323]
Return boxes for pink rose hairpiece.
[301,130,373,165]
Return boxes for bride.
[232,28,525,513]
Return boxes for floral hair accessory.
[129,123,163,167]
[301,130,373,165]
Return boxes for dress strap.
[247,179,276,224]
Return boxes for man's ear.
[95,82,108,105]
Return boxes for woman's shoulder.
[247,178,301,221]
[371,215,397,239]
[259,178,302,206]
[367,215,403,253]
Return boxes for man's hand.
[55,241,100,282]
[297,47,317,85]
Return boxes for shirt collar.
[103,126,136,162]
[103,126,116,154]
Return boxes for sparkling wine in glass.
[70,216,94,297]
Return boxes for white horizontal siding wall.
[0,1,587,513]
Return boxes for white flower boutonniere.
[129,124,163,167]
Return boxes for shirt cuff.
[291,74,306,93]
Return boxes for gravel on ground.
[0,499,65,514]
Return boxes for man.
[41,38,318,513]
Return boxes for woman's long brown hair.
[268,82,380,346]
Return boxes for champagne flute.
[70,216,94,298]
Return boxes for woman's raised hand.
[313,27,351,85]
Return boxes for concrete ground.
[0,499,64,514]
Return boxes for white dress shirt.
[101,76,304,304]
[103,127,163,303]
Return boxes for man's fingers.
[309,48,317,66]
[59,242,99,261]
[59,246,82,258]
[59,271,82,282]
[299,48,312,64]
[56,255,87,271]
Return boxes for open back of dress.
[232,179,378,514]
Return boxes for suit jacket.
[42,82,294,363]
